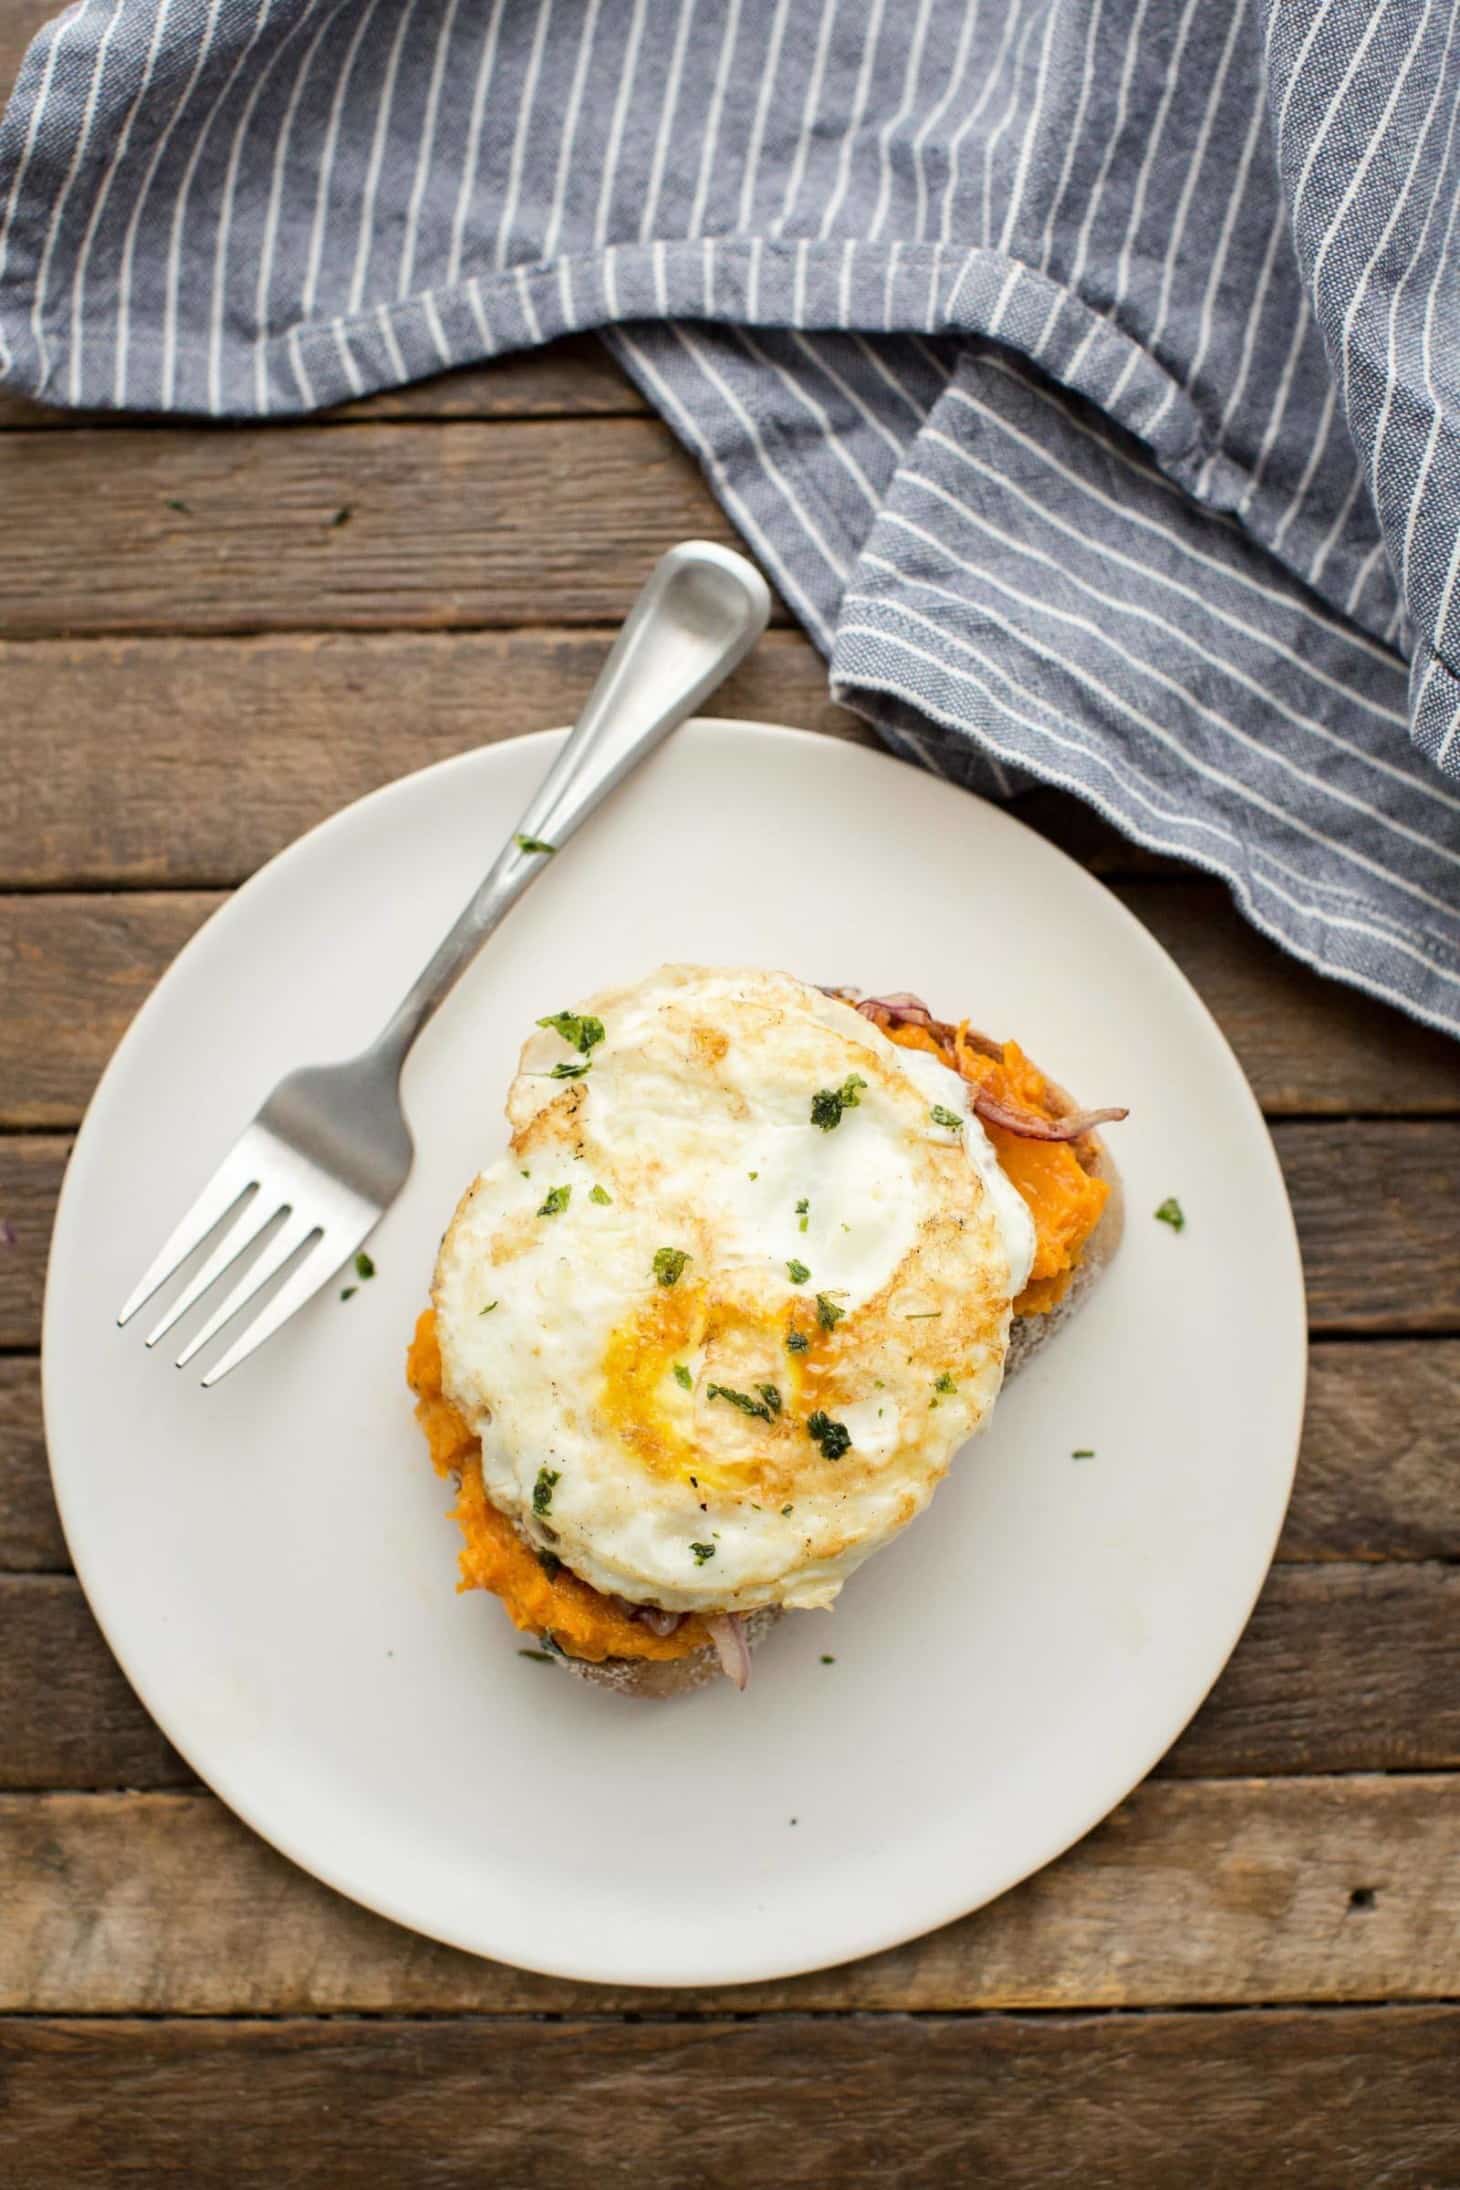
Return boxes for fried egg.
[432,966,1034,1615]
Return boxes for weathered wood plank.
[0,630,863,888]
[0,1578,188,1790]
[1161,1562,1460,1778]
[1,895,211,1127]
[3,1776,1454,2013]
[5,1344,1457,1574]
[0,419,767,636]
[7,883,1457,1128]
[2,2009,1456,2189]
[1280,1340,1460,1562]
[1280,1121,1460,1333]
[0,1359,62,1570]
[0,338,645,430]
[0,0,50,104]
[5,1125,1458,1350]
[3,1564,1454,1791]
[0,1136,61,1348]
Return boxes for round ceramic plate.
[44,721,1305,1988]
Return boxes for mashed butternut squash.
[881,1023,1108,1313]
[406,1309,707,1663]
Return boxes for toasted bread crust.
[556,1079,1122,1699]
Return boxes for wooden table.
[2,19,1458,2179]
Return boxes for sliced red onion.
[971,1087,1130,1141]
[637,1608,684,1638]
[856,991,935,1026]
[703,1612,752,1691]
[819,986,1126,1140]
[606,1594,684,1636]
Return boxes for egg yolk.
[406,1309,707,1663]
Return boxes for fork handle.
[371,540,771,1073]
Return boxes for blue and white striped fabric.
[5,1,1460,1039]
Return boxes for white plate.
[43,721,1305,1988]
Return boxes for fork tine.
[198,1232,343,1388]
[145,1194,279,1347]
[175,1212,322,1369]
[117,1151,260,1327]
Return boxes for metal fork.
[118,541,771,1385]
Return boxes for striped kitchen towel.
[4,0,1460,1038]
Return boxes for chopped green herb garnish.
[521,1168,531,1178]
[820,1655,836,1665]
[550,1059,590,1079]
[706,1383,775,1422]
[537,1184,571,1217]
[1072,1448,1096,1460]
[816,1293,844,1332]
[690,1541,716,1566]
[673,1363,693,1390]
[354,1251,375,1280]
[518,1648,556,1662]
[781,1504,793,1517]
[515,834,556,855]
[757,1383,783,1415]
[537,1010,605,1055]
[810,1073,868,1131]
[748,1171,758,1180]
[934,1372,957,1395]
[532,1467,561,1515]
[653,1246,691,1286]
[807,1410,852,1460]
[786,1258,811,1285]
[339,1285,357,1301]
[931,1103,964,1132]
[1155,1197,1186,1232]
[786,1330,810,1354]
[479,1300,499,1316]
[535,1546,563,1579]
[796,1196,810,1233]
[589,1184,612,1205]
[165,497,190,514]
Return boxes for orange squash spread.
[880,1022,1108,1314]
[406,1308,706,1663]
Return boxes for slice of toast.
[564,1077,1122,1698]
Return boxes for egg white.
[433,966,1034,1615]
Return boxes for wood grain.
[0,1136,60,1348]
[3,1563,1454,1791]
[0,339,645,430]
[1283,1121,1460,1332]
[0,630,864,888]
[7,882,1459,1127]
[5,1344,1457,1574]
[0,420,766,636]
[0,1578,189,1790]
[0,0,50,104]
[5,1125,1458,1349]
[2,2009,1456,2189]
[0,1359,61,1570]
[1280,1340,1460,1561]
[1159,1561,1460,1777]
[3,1776,1454,2013]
